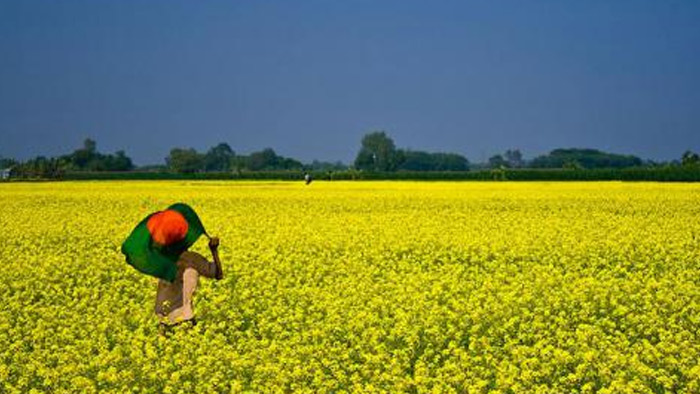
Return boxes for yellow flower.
[0,181,698,392]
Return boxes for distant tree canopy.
[308,160,348,172]
[64,138,134,171]
[166,148,204,173]
[681,150,699,166]
[504,149,524,168]
[396,150,469,171]
[8,138,134,178]
[4,133,698,180]
[166,144,303,173]
[354,131,469,172]
[354,131,398,171]
[488,154,507,169]
[488,149,524,169]
[0,156,18,169]
[204,143,235,171]
[10,156,62,178]
[530,148,643,169]
[244,148,302,171]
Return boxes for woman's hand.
[208,236,220,250]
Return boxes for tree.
[166,148,204,173]
[563,160,584,170]
[354,149,375,171]
[432,153,469,171]
[308,160,348,171]
[397,150,433,171]
[8,139,133,177]
[279,157,303,170]
[15,156,62,178]
[530,148,642,169]
[241,148,302,171]
[681,150,699,166]
[488,154,508,169]
[231,156,247,173]
[204,143,235,171]
[0,156,17,169]
[504,149,524,168]
[83,138,96,154]
[397,150,469,171]
[64,138,135,171]
[247,148,279,171]
[72,138,98,169]
[107,150,134,171]
[354,131,398,171]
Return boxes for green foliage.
[355,131,469,172]
[487,150,523,169]
[48,166,700,182]
[488,154,507,169]
[166,148,205,173]
[563,160,584,170]
[308,160,348,172]
[242,148,303,171]
[247,148,277,171]
[5,133,700,183]
[11,156,64,178]
[531,148,643,169]
[60,138,134,172]
[355,131,398,171]
[681,150,699,166]
[347,167,700,182]
[396,150,469,171]
[504,149,524,168]
[89,150,133,171]
[164,145,302,174]
[204,143,235,172]
[63,170,307,181]
[0,156,18,169]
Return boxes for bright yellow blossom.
[1,181,699,393]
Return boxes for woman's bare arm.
[209,237,223,280]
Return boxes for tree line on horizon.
[1,138,133,178]
[2,131,699,178]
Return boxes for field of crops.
[1,181,699,393]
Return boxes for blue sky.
[1,0,699,165]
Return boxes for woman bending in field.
[155,237,223,334]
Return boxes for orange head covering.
[146,209,189,246]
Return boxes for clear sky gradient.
[1,1,699,165]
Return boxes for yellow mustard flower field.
[1,181,699,393]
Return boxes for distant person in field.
[155,236,223,334]
[304,172,313,185]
